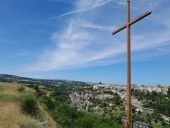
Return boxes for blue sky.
[0,0,170,85]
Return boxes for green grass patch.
[0,86,5,92]
[0,94,5,101]
[0,94,18,102]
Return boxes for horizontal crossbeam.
[112,11,152,35]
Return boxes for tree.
[168,86,170,96]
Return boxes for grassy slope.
[0,82,56,128]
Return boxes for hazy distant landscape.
[0,74,169,128]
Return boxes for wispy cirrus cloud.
[50,0,114,19]
[26,20,123,71]
[50,0,161,20]
[25,0,170,72]
[73,20,115,31]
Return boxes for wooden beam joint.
[112,11,152,35]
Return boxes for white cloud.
[55,0,114,18]
[25,0,170,72]
[26,21,124,71]
[73,20,115,31]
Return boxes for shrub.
[17,86,25,92]
[20,94,39,116]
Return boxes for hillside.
[0,82,56,128]
[0,75,123,128]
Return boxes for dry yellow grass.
[0,101,35,128]
[0,82,20,95]
[3,84,20,96]
[0,82,57,128]
[39,105,57,128]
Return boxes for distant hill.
[0,74,86,86]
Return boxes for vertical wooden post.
[126,0,132,128]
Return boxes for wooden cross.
[112,1,151,128]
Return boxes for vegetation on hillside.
[20,94,39,116]
[132,88,170,117]
[0,82,56,128]
[31,83,123,128]
[132,88,170,127]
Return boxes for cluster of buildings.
[70,91,92,111]
[133,85,168,94]
[69,83,169,121]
